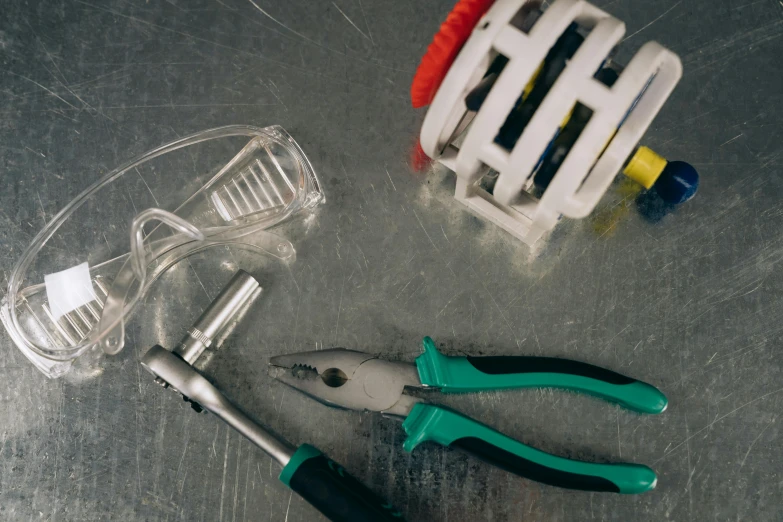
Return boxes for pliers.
[269,337,668,495]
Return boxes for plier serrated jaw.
[269,349,422,415]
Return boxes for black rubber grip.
[289,454,404,522]
[465,356,636,385]
[451,437,620,493]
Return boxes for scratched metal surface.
[1,0,782,520]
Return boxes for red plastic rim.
[410,0,496,108]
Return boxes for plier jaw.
[269,348,423,416]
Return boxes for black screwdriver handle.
[279,444,404,522]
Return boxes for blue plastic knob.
[653,161,699,205]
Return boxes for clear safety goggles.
[1,125,323,378]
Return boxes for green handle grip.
[279,444,404,521]
[402,404,657,494]
[415,337,667,414]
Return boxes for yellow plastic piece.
[623,146,667,189]
[522,62,544,100]
[560,106,574,129]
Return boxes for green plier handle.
[416,337,667,414]
[402,337,667,494]
[402,404,656,494]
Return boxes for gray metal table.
[1,0,781,520]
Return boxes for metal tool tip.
[267,364,299,380]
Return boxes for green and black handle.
[401,338,667,494]
[279,444,403,521]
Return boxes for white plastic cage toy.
[419,0,692,245]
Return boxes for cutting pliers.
[269,337,667,494]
